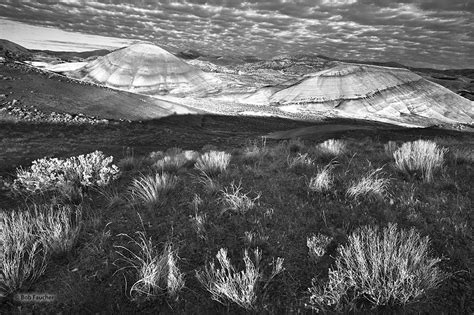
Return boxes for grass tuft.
[393,140,447,182]
[218,181,260,215]
[195,151,231,177]
[308,162,335,193]
[316,139,347,158]
[346,168,389,201]
[129,173,178,206]
[115,233,184,301]
[0,210,47,295]
[34,204,82,256]
[196,248,284,310]
[154,150,199,173]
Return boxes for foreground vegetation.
[0,135,472,313]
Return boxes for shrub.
[115,234,184,301]
[393,140,447,182]
[195,151,231,177]
[307,233,333,261]
[308,162,334,193]
[316,139,347,158]
[129,173,178,206]
[308,223,444,312]
[196,248,284,310]
[346,168,389,201]
[218,181,260,215]
[0,210,47,295]
[13,151,120,194]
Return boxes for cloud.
[0,0,472,68]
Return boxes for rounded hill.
[70,42,219,96]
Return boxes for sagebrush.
[308,223,444,311]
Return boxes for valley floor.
[0,116,472,313]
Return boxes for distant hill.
[69,42,220,96]
[30,49,111,62]
[175,49,202,60]
[0,38,111,62]
[0,39,32,60]
[246,63,473,126]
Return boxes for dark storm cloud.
[0,0,472,68]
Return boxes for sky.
[0,0,472,69]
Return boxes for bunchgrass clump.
[0,210,47,295]
[195,151,231,177]
[154,150,199,173]
[308,162,335,193]
[129,173,178,206]
[96,185,123,208]
[192,170,221,194]
[115,233,184,301]
[196,248,284,310]
[316,139,347,158]
[346,168,389,201]
[308,223,444,312]
[218,181,260,215]
[33,204,82,256]
[393,140,447,182]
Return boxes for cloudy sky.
[0,0,472,69]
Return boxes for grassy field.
[0,117,472,313]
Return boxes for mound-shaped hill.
[0,39,32,61]
[69,42,219,96]
[248,63,473,126]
